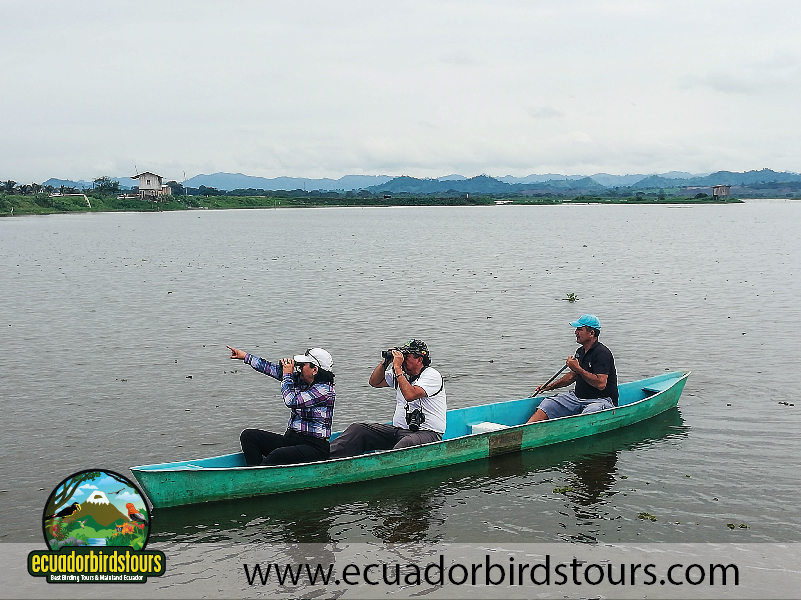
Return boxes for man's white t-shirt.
[385,366,447,434]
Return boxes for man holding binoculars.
[329,339,446,458]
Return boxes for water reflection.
[152,409,687,544]
[370,487,446,543]
[152,472,449,545]
[569,452,619,507]
[529,408,687,543]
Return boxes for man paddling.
[526,314,618,423]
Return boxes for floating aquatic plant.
[638,512,657,522]
[564,293,579,303]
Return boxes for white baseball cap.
[293,347,334,372]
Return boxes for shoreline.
[0,195,748,217]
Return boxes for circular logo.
[42,470,151,551]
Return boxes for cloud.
[528,106,566,120]
[115,491,140,502]
[2,1,801,179]
[439,51,477,66]
[73,484,98,498]
[682,55,801,95]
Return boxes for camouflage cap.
[399,339,429,357]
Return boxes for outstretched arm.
[227,345,281,380]
[228,345,246,360]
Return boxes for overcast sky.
[2,0,799,183]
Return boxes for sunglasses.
[303,349,321,367]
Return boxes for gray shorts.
[538,390,614,419]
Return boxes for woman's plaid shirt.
[244,354,335,439]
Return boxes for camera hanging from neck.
[405,402,426,432]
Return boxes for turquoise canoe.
[131,371,689,508]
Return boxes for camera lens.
[405,407,425,432]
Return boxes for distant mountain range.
[181,170,710,191]
[365,175,608,194]
[183,173,394,192]
[365,169,801,194]
[624,169,801,188]
[40,168,800,193]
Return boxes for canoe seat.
[642,380,675,395]
[471,422,509,434]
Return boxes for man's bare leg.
[526,409,549,424]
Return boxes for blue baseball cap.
[570,314,601,329]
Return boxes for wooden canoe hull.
[131,371,689,508]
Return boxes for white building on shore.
[131,172,172,199]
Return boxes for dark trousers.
[329,422,442,459]
[240,428,330,466]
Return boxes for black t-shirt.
[574,341,618,405]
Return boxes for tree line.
[1,176,126,196]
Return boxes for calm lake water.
[1,202,800,546]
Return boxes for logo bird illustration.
[45,502,81,521]
[125,503,148,526]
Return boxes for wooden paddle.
[529,350,580,397]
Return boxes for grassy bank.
[0,192,742,216]
[0,193,191,215]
